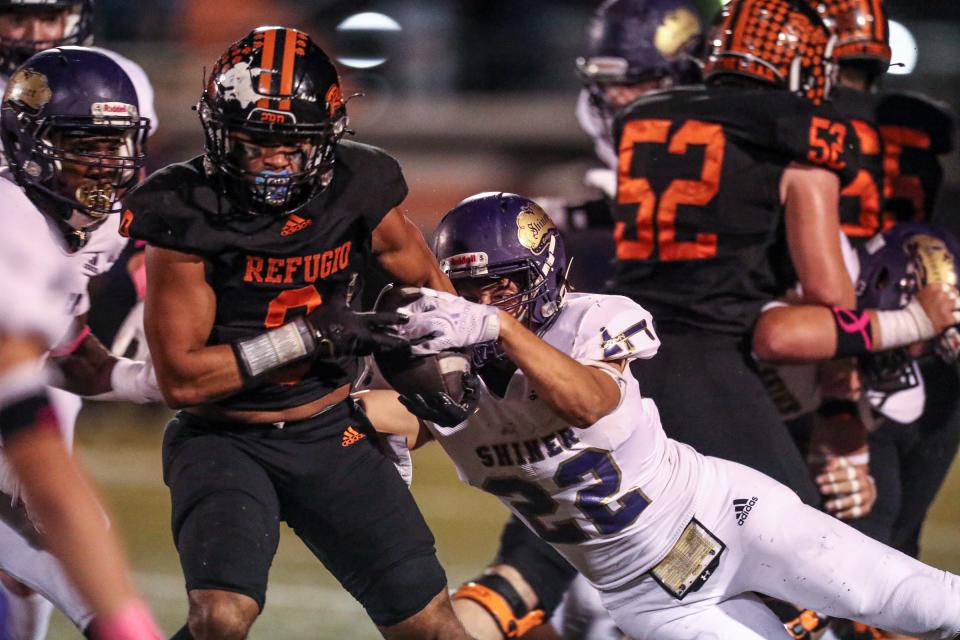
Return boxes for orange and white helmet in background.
[809,0,890,75]
[703,0,836,104]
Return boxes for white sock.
[0,583,54,640]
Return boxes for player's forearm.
[753,306,878,362]
[498,312,619,427]
[153,344,245,408]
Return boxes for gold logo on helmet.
[516,203,556,255]
[3,68,52,113]
[655,8,701,57]
[908,234,957,287]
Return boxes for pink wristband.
[49,325,91,358]
[90,599,161,640]
[130,261,147,301]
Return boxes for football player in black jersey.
[123,27,469,640]
[610,0,863,509]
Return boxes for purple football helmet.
[857,223,960,421]
[433,193,569,361]
[0,0,94,75]
[577,0,718,117]
[0,46,149,248]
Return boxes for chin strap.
[453,574,545,638]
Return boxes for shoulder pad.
[122,158,226,255]
[569,294,660,362]
[877,92,957,154]
[329,140,408,230]
[617,87,861,185]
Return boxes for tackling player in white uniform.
[362,192,960,640]
[0,47,161,639]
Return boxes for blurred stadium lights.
[888,19,918,75]
[334,11,402,69]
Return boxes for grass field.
[44,402,960,639]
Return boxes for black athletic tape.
[0,390,59,442]
[470,574,529,619]
[832,306,873,357]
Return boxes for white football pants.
[598,456,960,640]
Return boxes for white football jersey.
[0,176,72,346]
[426,293,704,590]
[0,170,126,347]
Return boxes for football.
[373,285,474,401]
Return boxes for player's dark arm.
[372,208,456,294]
[781,163,856,308]
[50,315,157,402]
[497,311,623,427]
[143,246,245,407]
[753,283,958,362]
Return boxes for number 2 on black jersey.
[616,119,724,261]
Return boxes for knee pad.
[454,574,545,638]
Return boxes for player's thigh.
[162,414,281,610]
[493,514,578,615]
[604,591,789,640]
[280,416,446,628]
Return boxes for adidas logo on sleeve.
[733,497,758,526]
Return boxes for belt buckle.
[649,517,725,600]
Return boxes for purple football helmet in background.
[0,0,94,75]
[433,192,569,352]
[856,222,960,422]
[0,46,149,235]
[576,0,718,117]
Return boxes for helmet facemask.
[199,97,346,216]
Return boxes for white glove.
[396,287,501,356]
[111,300,150,362]
[377,433,413,487]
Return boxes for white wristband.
[875,299,936,349]
[88,358,163,404]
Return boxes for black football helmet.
[0,0,93,76]
[1,46,149,249]
[198,26,349,217]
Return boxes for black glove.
[398,373,480,428]
[303,296,411,358]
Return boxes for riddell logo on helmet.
[92,102,138,119]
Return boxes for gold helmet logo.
[908,234,958,287]
[3,68,52,114]
[654,8,701,58]
[516,202,556,255]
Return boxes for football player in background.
[0,3,160,637]
[0,46,161,640]
[446,2,720,638]
[124,26,472,640]
[608,0,856,509]
[361,191,960,640]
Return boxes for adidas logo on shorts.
[733,497,758,526]
[341,426,366,447]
